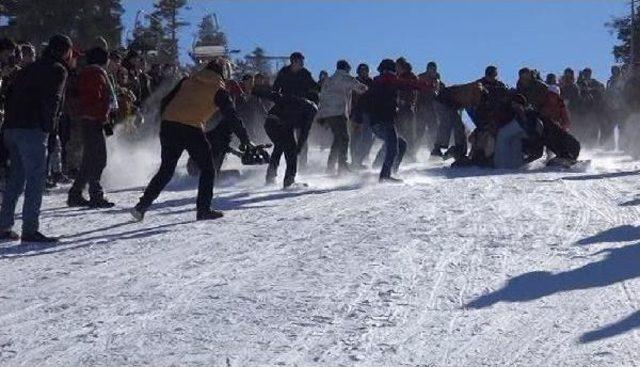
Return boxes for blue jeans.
[494,120,527,169]
[0,129,49,235]
[371,122,406,178]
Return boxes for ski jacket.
[417,72,443,106]
[397,71,419,111]
[350,76,373,123]
[4,53,68,133]
[517,79,548,111]
[540,90,571,131]
[365,73,430,124]
[316,69,368,120]
[162,68,226,129]
[78,64,110,122]
[272,65,319,98]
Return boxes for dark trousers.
[350,113,374,165]
[436,104,467,151]
[69,119,107,200]
[265,119,298,186]
[371,122,406,178]
[205,122,233,173]
[544,122,581,161]
[323,115,349,171]
[396,107,417,159]
[139,121,214,212]
[417,101,439,149]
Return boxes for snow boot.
[196,209,224,221]
[430,147,445,160]
[89,197,115,209]
[0,230,20,241]
[52,172,72,184]
[379,176,403,184]
[45,177,57,189]
[67,193,91,208]
[130,204,147,222]
[21,231,58,244]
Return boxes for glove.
[103,122,115,137]
[239,141,255,152]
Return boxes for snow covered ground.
[1,141,639,366]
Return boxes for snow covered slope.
[1,149,639,366]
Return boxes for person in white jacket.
[316,60,368,174]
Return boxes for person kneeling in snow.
[493,94,544,169]
[131,59,253,222]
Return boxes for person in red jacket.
[540,88,571,131]
[67,47,115,208]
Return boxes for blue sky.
[122,0,628,86]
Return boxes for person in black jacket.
[365,59,430,182]
[272,52,319,170]
[273,52,319,98]
[0,35,72,243]
[257,89,317,188]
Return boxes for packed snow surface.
[1,146,639,366]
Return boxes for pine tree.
[152,0,190,64]
[130,15,166,55]
[0,0,123,49]
[606,5,640,63]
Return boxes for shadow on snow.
[465,225,640,343]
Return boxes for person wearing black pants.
[325,115,350,172]
[68,119,109,204]
[137,120,215,215]
[265,116,299,187]
[131,59,252,221]
[261,93,317,188]
[68,47,114,208]
[365,59,430,182]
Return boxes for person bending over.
[131,59,252,221]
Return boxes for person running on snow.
[272,52,319,171]
[316,60,368,175]
[350,63,374,169]
[417,61,444,157]
[365,59,432,183]
[394,57,420,162]
[131,58,254,222]
[256,89,318,189]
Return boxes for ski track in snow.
[0,148,640,366]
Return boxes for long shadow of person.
[580,311,640,343]
[576,225,640,245]
[465,242,640,309]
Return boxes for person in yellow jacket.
[131,59,252,221]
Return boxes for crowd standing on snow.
[0,33,639,243]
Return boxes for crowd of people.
[1,33,639,243]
